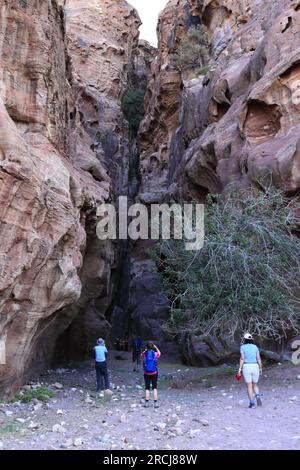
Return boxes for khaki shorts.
[242,363,260,383]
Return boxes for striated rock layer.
[141,0,300,200]
[177,0,300,199]
[0,0,140,397]
[139,0,188,204]
[54,0,140,360]
[137,0,300,364]
[2,0,300,393]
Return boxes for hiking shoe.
[154,402,160,409]
[256,394,263,406]
[249,402,256,409]
[144,401,150,408]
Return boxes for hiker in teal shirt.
[238,333,263,408]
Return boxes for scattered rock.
[172,427,184,436]
[289,396,298,402]
[31,383,42,389]
[154,423,167,431]
[119,415,127,423]
[98,434,110,444]
[27,422,39,430]
[61,438,73,449]
[73,438,83,447]
[104,389,113,396]
[55,368,68,374]
[189,429,201,438]
[52,424,66,434]
[5,410,13,416]
[200,419,209,427]
[56,410,64,415]
[52,383,63,390]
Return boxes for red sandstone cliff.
[0,0,140,397]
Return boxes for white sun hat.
[244,332,253,340]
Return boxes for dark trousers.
[144,373,158,390]
[95,361,109,391]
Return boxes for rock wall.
[0,0,140,397]
[137,0,300,364]
[127,1,197,356]
[176,0,300,199]
[53,0,141,360]
[2,0,299,393]
[139,0,190,204]
[143,0,300,200]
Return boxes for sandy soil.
[1,353,300,450]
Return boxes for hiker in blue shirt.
[93,338,109,392]
[238,333,263,408]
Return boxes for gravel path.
[1,353,300,450]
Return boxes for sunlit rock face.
[140,0,300,201]
[0,0,140,397]
[138,0,192,204]
[136,0,300,364]
[179,0,300,197]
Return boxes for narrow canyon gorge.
[1,0,300,398]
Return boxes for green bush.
[121,88,145,134]
[10,386,54,403]
[153,187,300,342]
[0,424,19,435]
[170,25,210,73]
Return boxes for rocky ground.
[0,353,300,451]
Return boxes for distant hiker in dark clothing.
[93,338,109,392]
[131,336,143,372]
[142,342,161,408]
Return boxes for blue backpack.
[143,350,157,373]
